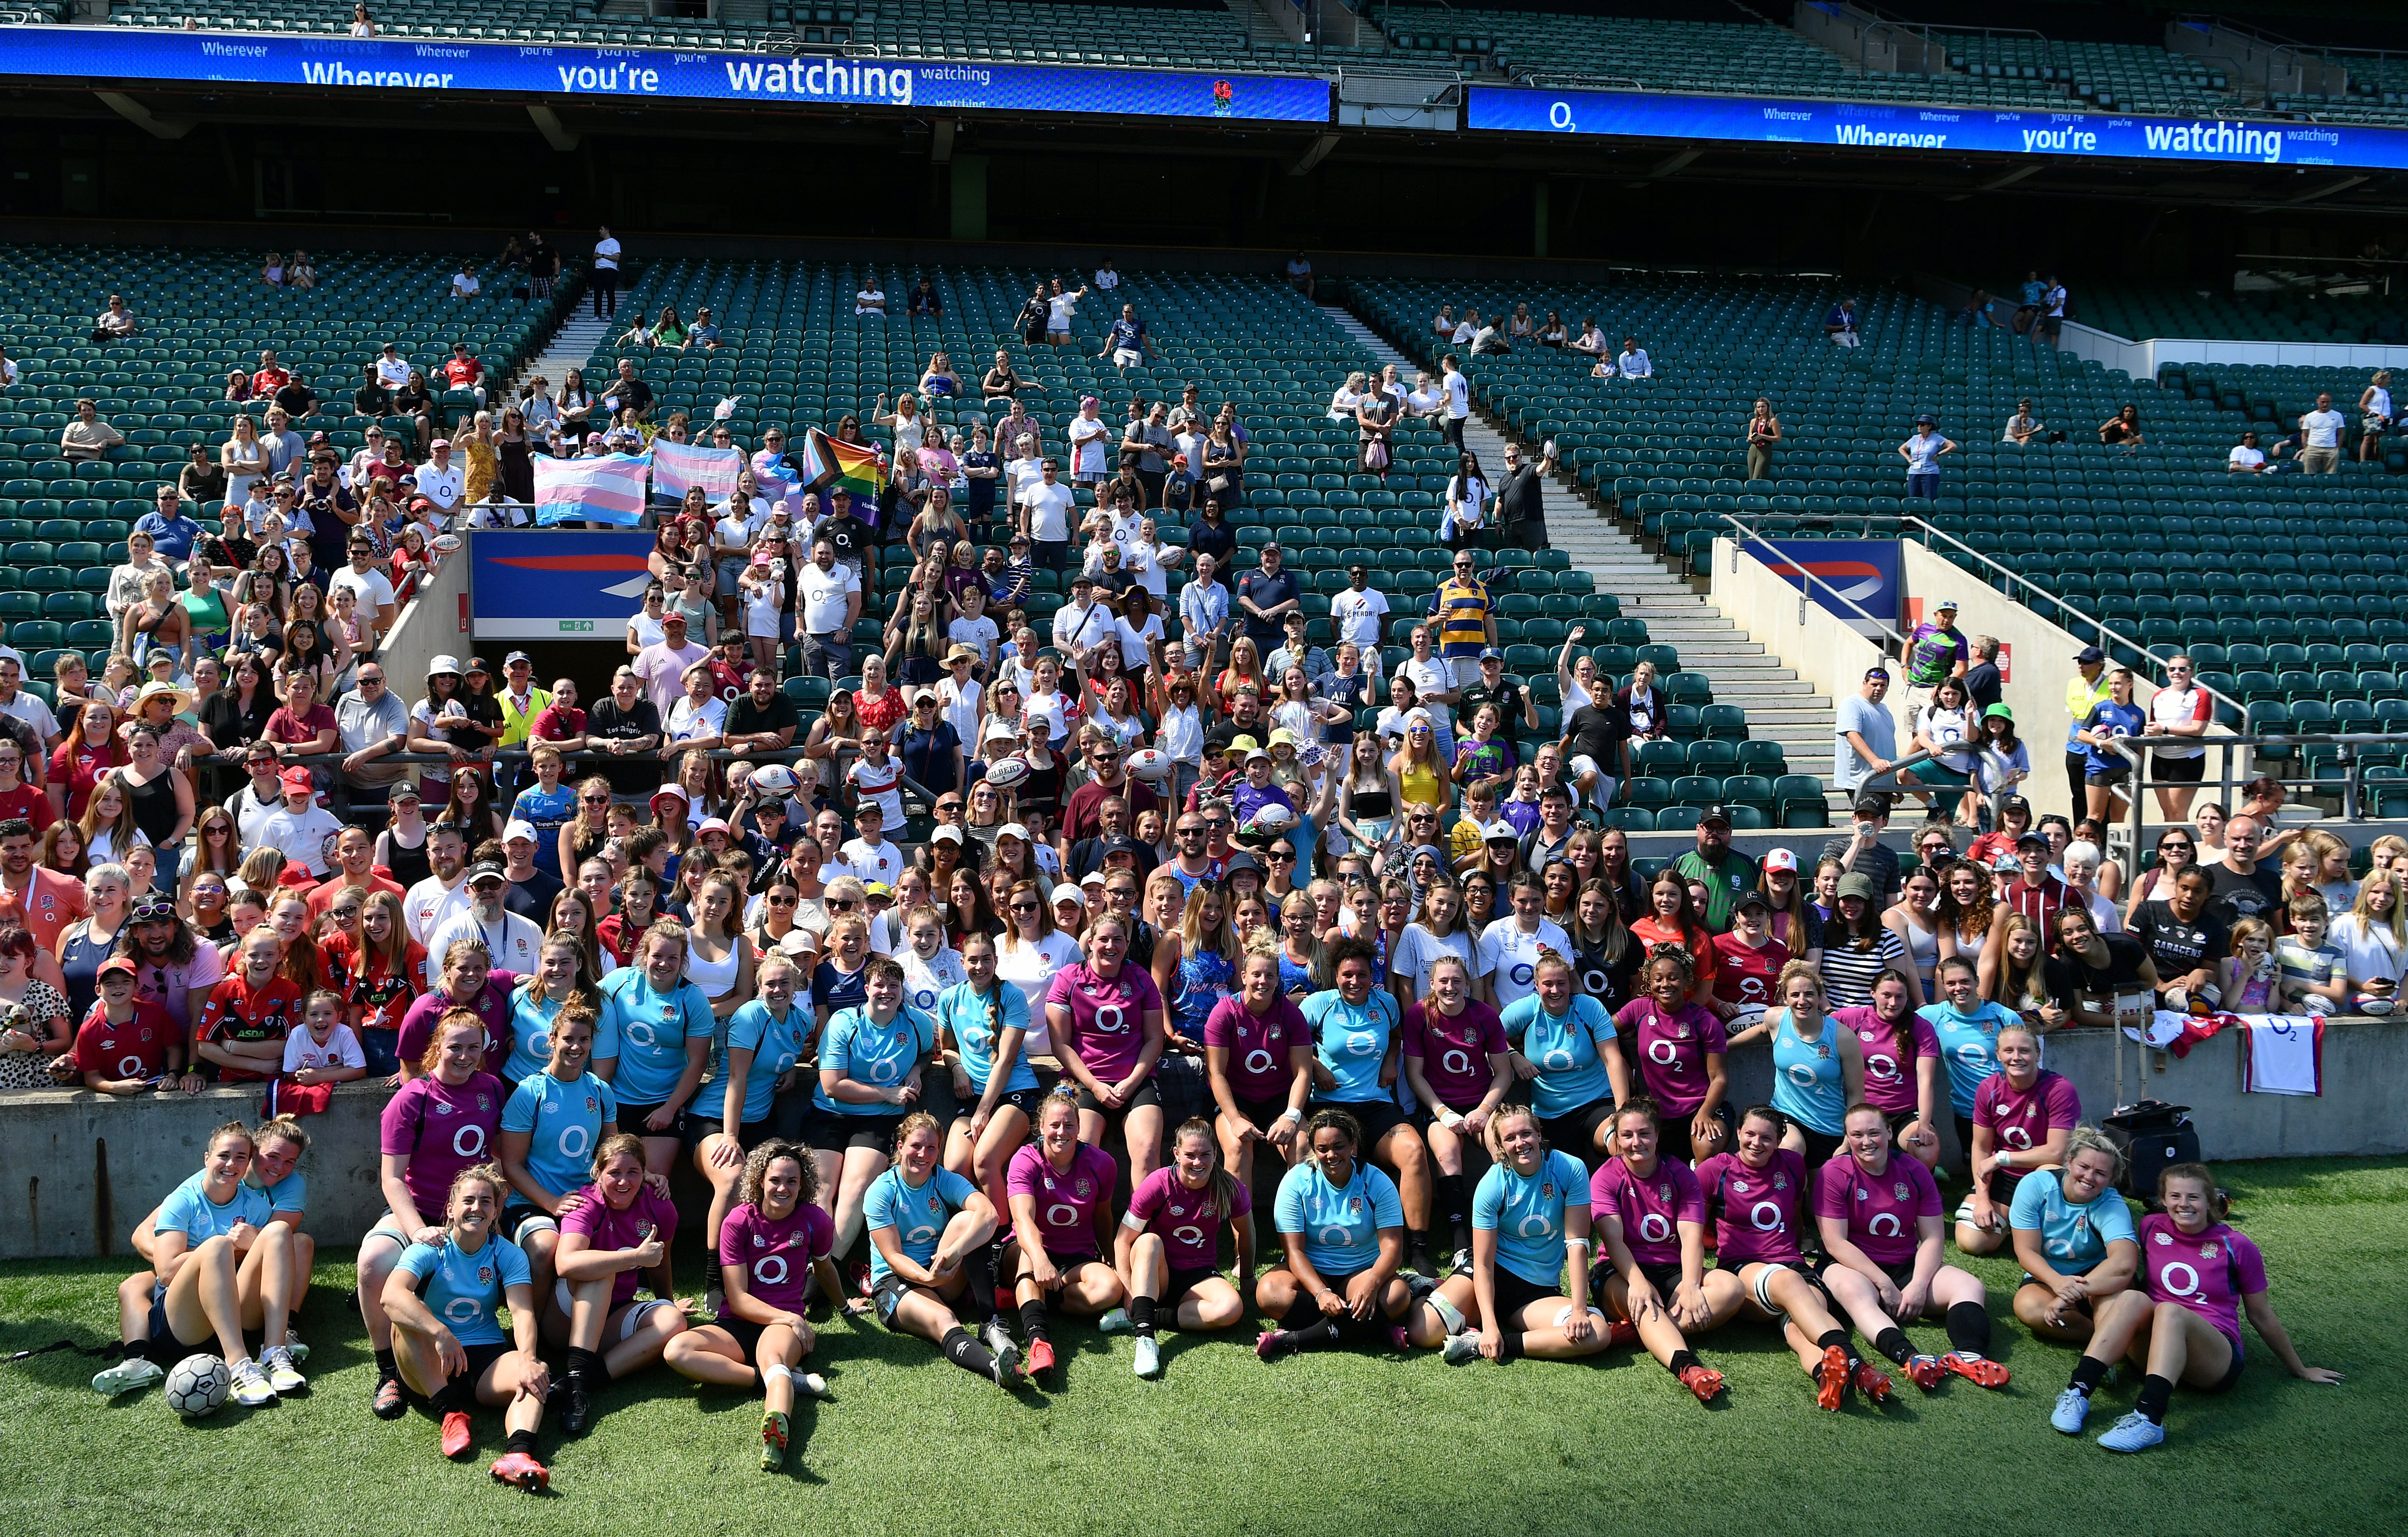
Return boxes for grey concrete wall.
[4,1020,2393,1258]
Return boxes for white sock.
[1427,1292,1466,1335]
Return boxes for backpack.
[2101,1099,2200,1203]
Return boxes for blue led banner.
[0,25,1330,122]
[1468,84,2408,171]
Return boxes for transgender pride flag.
[651,440,744,501]
[533,452,651,527]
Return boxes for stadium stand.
[2044,277,2408,346]
[1347,274,2408,786]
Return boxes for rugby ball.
[1125,748,1173,783]
[750,763,797,797]
[1245,803,1299,834]
[429,533,464,555]
[2356,992,2396,1016]
[164,1353,231,1418]
[983,753,1031,790]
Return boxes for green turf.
[3,1157,2402,1536]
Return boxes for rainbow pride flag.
[796,426,885,502]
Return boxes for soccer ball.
[1245,803,1299,834]
[984,754,1031,790]
[1124,748,1173,783]
[164,1353,231,1418]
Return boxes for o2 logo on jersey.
[1542,1044,1575,1070]
[2000,1124,2033,1150]
[2157,1261,2200,1298]
[1647,1038,1689,1074]
[1784,1061,1822,1089]
[1750,1200,1784,1232]
[1867,1211,1904,1238]
[1517,1212,1554,1239]
[1738,976,1767,1002]
[1866,1052,1900,1084]
[1635,1212,1672,1243]
[452,1124,487,1158]
[116,1051,146,1077]
[443,1296,484,1326]
[912,988,938,1010]
[1244,1047,1276,1076]
[1046,1202,1080,1229]
[1091,1000,1129,1036]
[1954,1042,1987,1065]
[1343,1029,1378,1058]
[753,1254,789,1287]
[1440,1047,1473,1079]
[625,1019,660,1051]
[1509,963,1536,987]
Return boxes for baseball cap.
[1098,834,1145,863]
[1051,885,1086,911]
[504,651,533,667]
[1934,598,1958,611]
[465,860,506,885]
[95,955,140,983]
[1852,794,1893,817]
[1835,873,1876,900]
[997,822,1031,843]
[1764,848,1799,873]
[430,437,451,450]
[1698,803,1732,826]
[502,819,539,843]
[1735,890,1772,912]
[278,767,314,794]
[1479,647,1503,662]
[930,824,965,845]
[2074,645,2106,664]
[2016,830,2051,849]
[695,817,731,838]
[1220,851,1263,881]
[1483,820,1521,844]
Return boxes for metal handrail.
[1710,511,1911,651]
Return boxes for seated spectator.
[2228,430,2270,474]
[1614,337,1651,378]
[60,398,123,463]
[855,274,887,317]
[1568,318,1607,356]
[2098,404,2143,448]
[2002,399,2048,446]
[450,261,480,298]
[92,294,136,344]
[1284,251,1314,297]
[1825,297,1860,347]
[441,342,486,406]
[353,362,391,419]
[908,277,942,317]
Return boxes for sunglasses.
[766,894,796,907]
[826,898,857,911]
[1011,900,1040,912]
[1266,849,1296,861]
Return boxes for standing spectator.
[1824,297,1860,349]
[1962,636,2004,716]
[1901,599,1968,715]
[1834,666,1906,797]
[2061,645,2111,815]
[797,538,862,683]
[2040,275,2066,346]
[632,612,709,717]
[1328,564,1391,654]
[1099,305,1153,371]
[1900,416,1955,499]
[1017,459,1075,572]
[1822,795,1902,910]
[1438,354,1470,453]
[334,661,410,809]
[1234,544,1300,659]
[2359,370,2393,462]
[1427,552,1496,693]
[2299,392,2346,474]
[1744,398,1780,481]
[1492,439,1555,552]
[2143,654,2211,823]
[2074,665,2146,823]
[592,225,621,319]
[1672,807,1759,934]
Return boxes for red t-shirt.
[48,735,128,821]
[321,929,427,1035]
[264,703,338,748]
[442,357,483,389]
[0,783,53,832]
[195,972,306,1082]
[74,1000,177,1082]
[531,704,588,741]
[0,866,86,953]
[251,365,291,397]
[1709,932,1791,1008]
[305,871,406,919]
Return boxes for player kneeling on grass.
[1815,1102,2009,1393]
[862,1110,1021,1388]
[380,1163,553,1489]
[1256,1108,1415,1361]
[1590,1098,1726,1404]
[1697,1105,1891,1409]
[94,1118,308,1406]
[2010,1125,2139,1349]
[1106,1115,1254,1378]
[1426,1104,1615,1367]
[2050,1162,2340,1452]
[664,1139,855,1472]
[542,1132,689,1436]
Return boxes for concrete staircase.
[499,311,614,422]
[1320,305,1844,817]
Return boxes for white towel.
[2238,1015,2323,1097]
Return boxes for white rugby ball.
[1124,748,1173,783]
[429,533,464,555]
[983,753,1031,789]
[750,763,797,797]
[1245,803,1299,834]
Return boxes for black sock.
[374,1346,399,1384]
[959,1248,999,1325]
[1131,1295,1157,1339]
[2135,1372,2174,1425]
[1873,1327,1914,1366]
[1817,1328,1859,1368]
[1019,1298,1050,1344]
[121,1338,152,1363]
[505,1429,539,1457]
[2070,1355,2110,1397]
[940,1325,998,1379]
[1436,1173,1469,1247]
[1666,1348,1701,1378]
[1497,1330,1524,1364]
[1286,1319,1344,1353]
[1945,1301,1992,1357]
[429,1373,467,1415]
[1407,1228,1431,1259]
[1280,1295,1324,1332]
[564,1345,607,1384]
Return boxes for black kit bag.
[2101,1099,2201,1203]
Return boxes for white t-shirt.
[1123,539,1170,601]
[282,1024,366,1075]
[1477,917,1573,1011]
[1443,371,1470,420]
[1047,292,1079,333]
[855,288,885,315]
[329,565,396,613]
[947,616,1000,668]
[2227,446,2266,472]
[423,909,543,988]
[937,674,983,745]
[1052,597,1115,654]
[2302,409,2345,448]
[593,237,620,271]
[251,803,343,876]
[798,561,860,634]
[404,873,468,947]
[2149,684,2210,761]
[1329,586,1391,649]
[416,463,465,511]
[994,930,1082,1048]
[841,836,905,888]
[1023,481,1075,542]
[1067,415,1112,479]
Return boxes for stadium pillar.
[951,155,988,241]
[1533,179,1550,259]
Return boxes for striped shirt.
[1429,576,1492,659]
[1816,928,1908,1008]
[2001,875,2069,933]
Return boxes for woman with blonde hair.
[2328,868,2408,1006]
[1386,716,1448,823]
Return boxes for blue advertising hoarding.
[1741,537,1900,638]
[1468,83,2408,172]
[472,531,657,641]
[0,25,1330,122]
